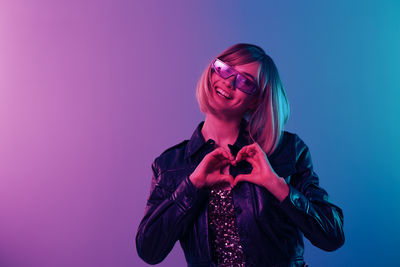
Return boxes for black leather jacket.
[136,120,345,266]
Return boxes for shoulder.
[159,140,189,157]
[274,130,298,154]
[272,130,310,162]
[281,130,313,167]
[152,140,189,174]
[281,130,308,148]
[281,130,296,144]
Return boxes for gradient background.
[1,0,399,266]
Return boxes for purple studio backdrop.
[0,0,399,266]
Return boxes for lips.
[216,87,233,99]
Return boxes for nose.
[222,74,236,89]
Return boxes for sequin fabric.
[208,188,245,267]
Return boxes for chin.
[210,106,244,119]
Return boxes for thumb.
[220,174,235,187]
[233,174,249,187]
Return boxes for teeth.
[216,88,232,99]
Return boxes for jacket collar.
[184,118,253,160]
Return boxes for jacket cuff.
[279,184,310,214]
[171,175,209,212]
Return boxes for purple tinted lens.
[213,60,235,78]
[236,75,257,94]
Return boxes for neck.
[201,114,242,149]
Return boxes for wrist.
[189,173,203,189]
[264,174,289,203]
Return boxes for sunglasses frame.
[211,58,258,95]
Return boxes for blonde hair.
[196,43,290,156]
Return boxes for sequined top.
[208,188,246,267]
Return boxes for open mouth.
[216,88,232,100]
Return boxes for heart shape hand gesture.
[232,142,280,188]
[189,142,281,191]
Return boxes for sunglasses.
[211,58,258,95]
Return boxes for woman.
[136,43,345,267]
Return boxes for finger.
[220,174,235,187]
[209,150,228,162]
[212,147,233,161]
[210,147,224,156]
[252,143,267,159]
[239,146,260,162]
[240,155,257,166]
[211,174,233,188]
[232,158,237,166]
[246,146,257,157]
[221,148,234,161]
[236,146,249,163]
[215,158,232,168]
[211,150,233,164]
[233,174,250,187]
[235,147,246,162]
[253,142,262,151]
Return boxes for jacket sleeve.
[278,135,345,251]
[135,159,209,264]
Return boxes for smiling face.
[209,60,260,118]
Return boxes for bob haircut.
[195,43,290,156]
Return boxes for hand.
[189,147,235,189]
[232,142,280,189]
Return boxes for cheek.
[211,72,227,86]
[243,95,258,108]
[237,91,252,101]
[210,73,218,83]
[249,97,259,109]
